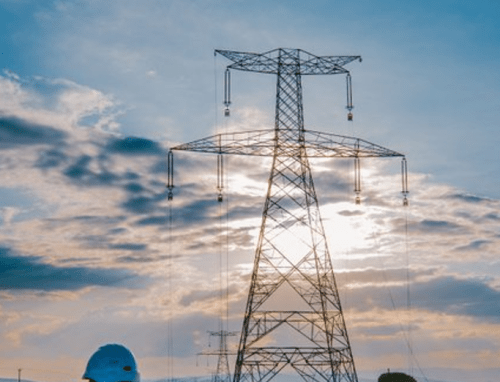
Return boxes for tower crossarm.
[245,311,344,348]
[170,129,403,158]
[200,350,238,356]
[215,48,361,75]
[303,130,403,157]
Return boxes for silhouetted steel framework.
[200,330,238,382]
[169,48,408,382]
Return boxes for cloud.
[35,148,67,168]
[340,269,500,323]
[62,154,119,186]
[180,289,222,307]
[123,182,144,193]
[109,243,147,251]
[411,275,500,321]
[106,136,165,156]
[419,219,462,231]
[455,239,491,251]
[357,323,408,339]
[121,192,169,215]
[134,198,217,224]
[0,74,121,134]
[21,309,218,359]
[0,116,66,148]
[448,192,491,204]
[117,254,180,263]
[134,215,170,226]
[484,212,499,221]
[337,209,365,217]
[226,202,263,221]
[0,246,147,291]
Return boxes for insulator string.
[401,157,409,206]
[224,68,231,116]
[346,72,353,121]
[354,157,361,204]
[346,73,353,110]
[214,52,220,134]
[167,150,174,200]
[217,153,224,203]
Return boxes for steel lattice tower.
[169,48,408,382]
[200,330,238,382]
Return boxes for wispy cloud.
[0,246,145,291]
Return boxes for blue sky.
[0,1,499,382]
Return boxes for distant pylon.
[200,330,238,382]
[170,48,407,382]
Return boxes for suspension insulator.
[217,152,224,203]
[167,150,174,200]
[346,72,353,121]
[401,157,409,206]
[224,68,231,117]
[354,153,361,204]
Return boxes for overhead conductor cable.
[354,139,361,204]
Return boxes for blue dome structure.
[83,344,140,382]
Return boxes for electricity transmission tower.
[200,330,238,382]
[168,48,408,382]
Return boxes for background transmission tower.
[200,330,238,382]
[169,48,408,382]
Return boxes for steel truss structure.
[169,48,407,382]
[200,330,239,382]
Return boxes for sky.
[0,1,499,382]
